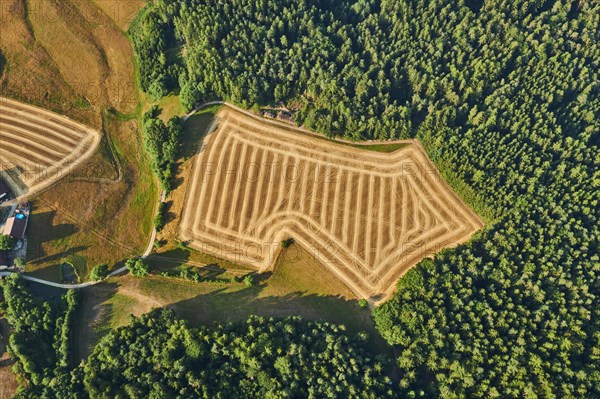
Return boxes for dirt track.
[0,97,101,199]
[180,106,484,302]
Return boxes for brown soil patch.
[0,365,18,399]
[0,318,18,399]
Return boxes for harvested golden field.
[181,106,484,301]
[0,97,101,198]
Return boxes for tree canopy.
[82,309,393,399]
[1,279,393,399]
[0,234,15,251]
[141,106,183,191]
[125,258,150,278]
[130,0,600,397]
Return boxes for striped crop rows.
[0,97,101,198]
[180,107,483,301]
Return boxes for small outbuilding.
[3,216,27,239]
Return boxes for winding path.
[0,190,163,287]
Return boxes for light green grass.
[157,94,186,122]
[107,293,139,326]
[78,245,391,359]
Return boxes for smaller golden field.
[0,97,101,199]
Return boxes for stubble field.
[180,106,484,301]
[0,97,101,198]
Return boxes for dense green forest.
[1,279,392,398]
[81,310,392,398]
[1,275,80,398]
[130,0,600,397]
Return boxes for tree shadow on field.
[146,247,191,273]
[26,209,79,265]
[180,110,218,160]
[28,210,78,243]
[0,166,28,198]
[250,271,272,284]
[162,200,176,224]
[0,49,6,76]
[21,279,65,302]
[171,165,186,190]
[167,283,394,359]
[28,245,87,267]
[170,289,356,325]
[197,263,226,280]
[179,138,204,160]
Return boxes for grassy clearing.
[156,94,187,122]
[76,244,390,361]
[0,365,18,399]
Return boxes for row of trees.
[131,0,600,397]
[142,106,183,191]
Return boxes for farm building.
[3,214,27,239]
